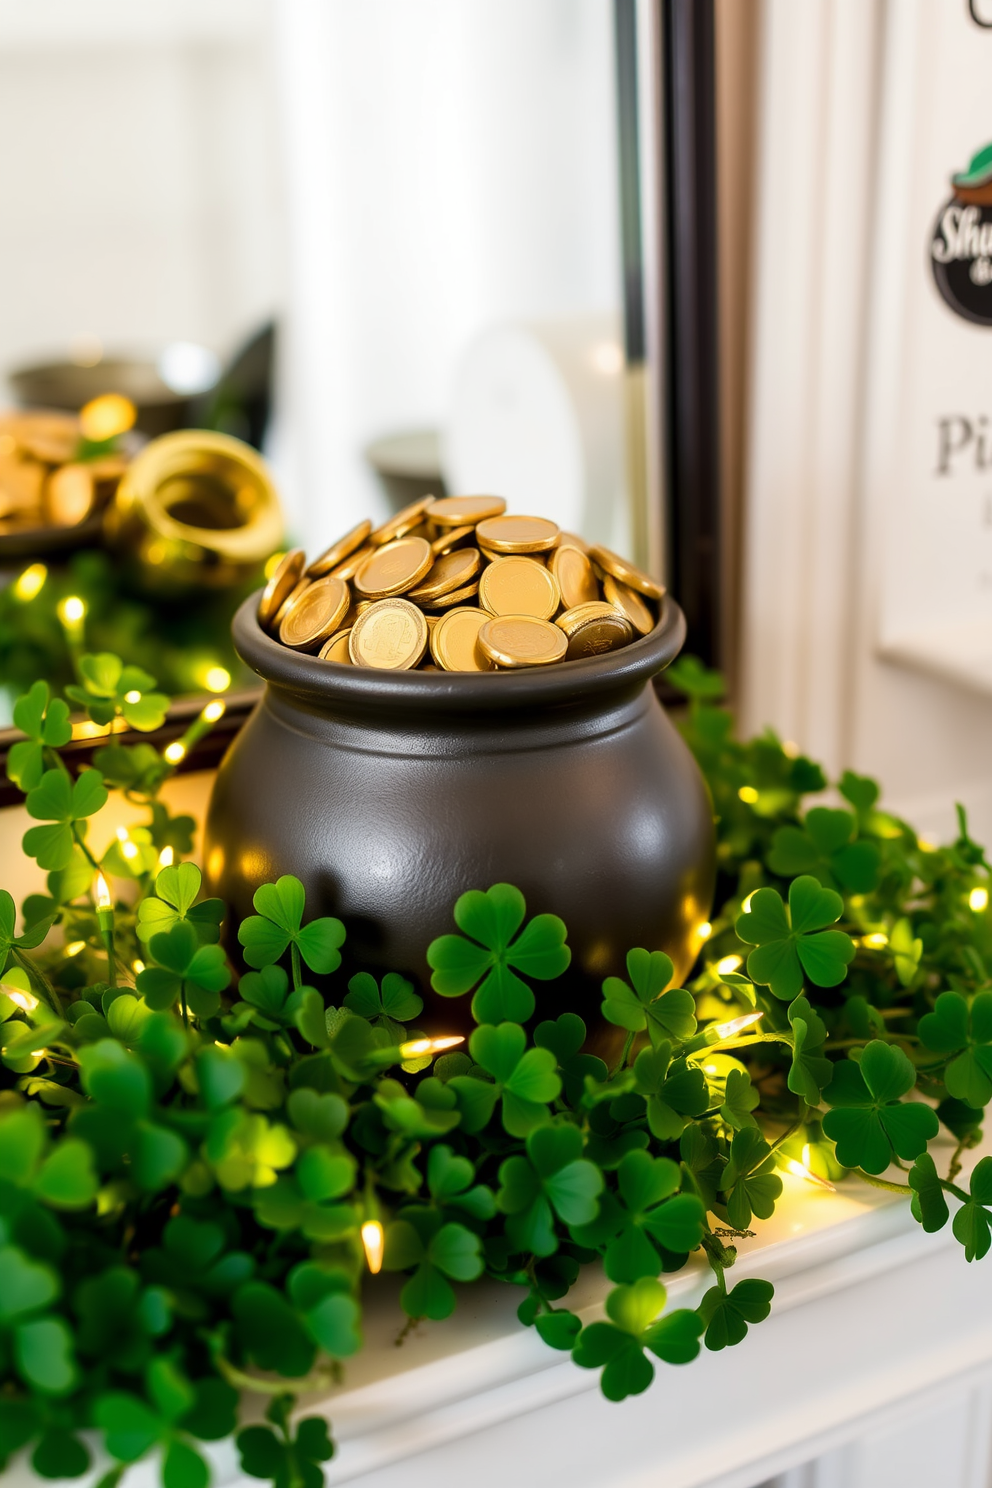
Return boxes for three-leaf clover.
[767,806,880,893]
[787,994,833,1104]
[918,991,992,1109]
[822,1041,939,1173]
[427,883,570,1023]
[572,1277,703,1400]
[383,1210,484,1319]
[23,768,108,872]
[343,971,423,1042]
[534,1013,607,1106]
[95,1363,237,1487]
[735,875,855,1000]
[238,1394,334,1488]
[719,1128,783,1229]
[951,1156,992,1260]
[496,1123,603,1256]
[464,1022,561,1136]
[137,863,224,947]
[137,921,231,1019]
[601,949,696,1047]
[238,876,345,976]
[426,1143,495,1221]
[630,1042,708,1141]
[573,1150,705,1281]
[65,653,169,731]
[7,682,71,792]
[697,1277,774,1350]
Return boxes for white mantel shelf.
[20,1142,992,1488]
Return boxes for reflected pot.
[205,595,716,1048]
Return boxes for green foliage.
[0,651,991,1488]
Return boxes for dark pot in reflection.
[204,595,716,1050]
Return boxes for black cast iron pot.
[204,594,716,1046]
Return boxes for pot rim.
[232,590,686,714]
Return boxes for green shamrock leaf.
[0,1104,98,1209]
[95,1364,233,1485]
[137,863,224,947]
[7,681,72,792]
[720,1066,760,1130]
[238,1395,333,1488]
[787,994,833,1104]
[720,1128,783,1229]
[65,653,169,731]
[630,1041,708,1140]
[0,1242,76,1394]
[736,876,855,1000]
[343,971,423,1042]
[236,965,295,1026]
[767,806,881,893]
[238,875,345,975]
[890,917,923,986]
[601,948,697,1048]
[137,921,231,1019]
[496,1123,603,1256]
[0,888,54,966]
[427,1143,495,1220]
[908,1151,950,1233]
[952,1156,992,1260]
[665,655,726,700]
[822,1041,939,1172]
[534,1012,608,1106]
[573,1150,705,1281]
[698,1277,774,1350]
[427,883,570,1023]
[22,767,108,872]
[572,1277,703,1400]
[383,1209,484,1319]
[919,991,992,1108]
[467,1022,561,1136]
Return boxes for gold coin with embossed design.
[318,629,353,664]
[430,607,495,671]
[477,614,567,667]
[549,543,599,609]
[555,601,632,659]
[354,536,433,597]
[475,514,559,554]
[407,546,481,603]
[279,575,351,650]
[349,598,428,669]
[429,494,507,527]
[479,555,560,619]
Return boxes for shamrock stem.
[938,1176,971,1204]
[291,942,302,992]
[608,1031,635,1080]
[71,825,102,874]
[947,1138,969,1185]
[11,948,63,1018]
[853,1169,912,1194]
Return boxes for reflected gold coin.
[429,494,506,527]
[479,555,560,619]
[603,574,654,635]
[307,519,373,577]
[588,543,665,600]
[431,607,495,671]
[478,614,567,667]
[354,535,433,597]
[318,629,353,664]
[279,575,351,650]
[349,597,428,669]
[369,495,436,546]
[258,548,306,628]
[475,514,559,554]
[431,523,475,555]
[549,543,599,609]
[556,601,633,659]
[46,464,93,526]
[408,546,481,602]
[423,579,480,609]
[330,543,376,580]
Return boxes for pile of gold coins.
[257,496,664,674]
[0,395,135,535]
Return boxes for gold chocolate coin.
[369,496,436,546]
[279,575,351,650]
[556,601,633,659]
[273,578,310,630]
[479,555,560,619]
[307,519,373,577]
[46,464,93,526]
[318,629,352,664]
[603,574,654,635]
[330,543,375,581]
[258,548,306,628]
[549,543,599,609]
[408,546,481,602]
[588,543,665,600]
[475,514,559,554]
[430,606,495,671]
[558,529,590,553]
[431,523,475,555]
[349,597,428,670]
[354,535,433,597]
[422,579,480,609]
[429,494,506,527]
[477,614,568,668]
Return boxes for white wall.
[272,0,622,547]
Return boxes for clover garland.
[0,651,991,1486]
